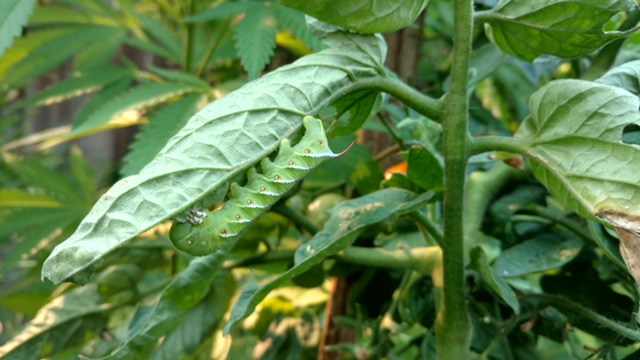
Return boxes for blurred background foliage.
[1,0,640,359]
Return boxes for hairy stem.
[438,0,473,358]
[316,77,443,122]
[336,246,442,275]
[530,294,640,342]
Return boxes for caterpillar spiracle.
[169,116,349,256]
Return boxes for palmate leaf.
[28,66,131,106]
[42,22,387,284]
[121,94,204,177]
[234,3,278,79]
[103,252,227,359]
[479,0,637,62]
[0,285,110,360]
[0,25,123,87]
[0,0,36,58]
[225,188,435,333]
[71,82,204,134]
[280,0,429,34]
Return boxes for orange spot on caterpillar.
[275,175,281,181]
[221,229,227,236]
[188,238,194,245]
[305,149,311,154]
[289,161,295,166]
[318,140,324,146]
[261,186,267,192]
[247,199,254,205]
[236,214,242,221]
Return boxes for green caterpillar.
[169,116,347,256]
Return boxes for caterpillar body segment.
[169,116,345,256]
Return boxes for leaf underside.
[42,24,387,284]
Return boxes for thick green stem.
[438,0,473,358]
[469,135,529,156]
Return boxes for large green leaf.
[42,22,386,284]
[224,188,435,334]
[479,0,636,62]
[0,285,110,360]
[515,79,640,219]
[280,0,429,34]
[104,252,226,359]
[0,0,36,58]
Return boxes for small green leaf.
[0,0,36,58]
[469,246,520,313]
[515,79,640,219]
[153,271,235,359]
[280,0,429,34]
[234,4,277,79]
[72,77,134,128]
[493,236,583,277]
[407,145,443,191]
[72,82,200,134]
[480,0,636,62]
[135,13,182,63]
[329,90,381,136]
[224,188,435,334]
[0,189,62,208]
[121,94,203,177]
[596,59,640,95]
[185,1,253,23]
[0,285,109,359]
[106,252,226,359]
[28,66,130,106]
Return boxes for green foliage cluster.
[3,0,640,359]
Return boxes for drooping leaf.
[104,252,226,359]
[135,13,182,64]
[72,82,201,134]
[74,26,127,70]
[28,66,130,106]
[234,3,278,79]
[72,77,134,128]
[28,5,118,26]
[515,79,640,220]
[328,90,382,136]
[479,0,636,62]
[469,246,520,313]
[280,0,430,34]
[152,271,236,360]
[0,0,36,58]
[493,236,583,277]
[42,23,386,285]
[224,188,435,334]
[596,59,640,95]
[0,285,110,360]
[1,25,122,87]
[121,94,204,177]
